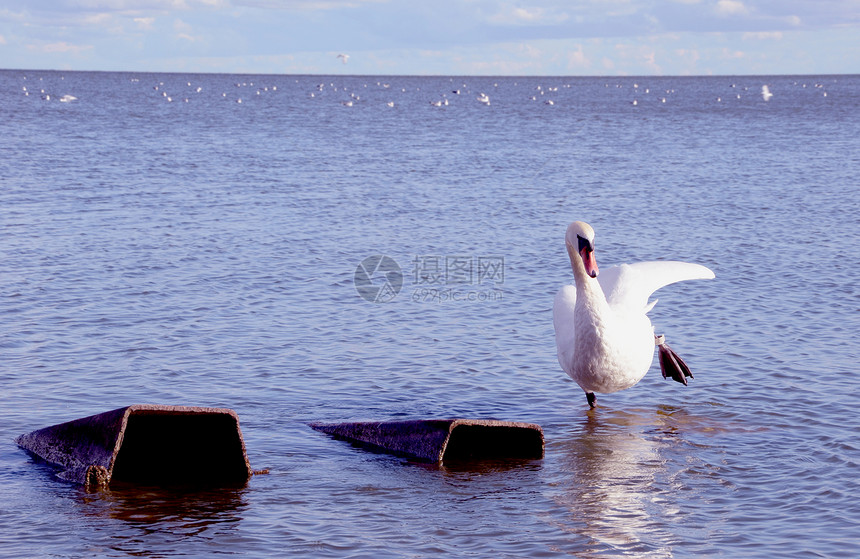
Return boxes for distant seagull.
[337,53,349,64]
[762,85,773,101]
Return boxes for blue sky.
[1,0,858,75]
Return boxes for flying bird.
[761,85,773,101]
[337,53,350,64]
[553,221,714,408]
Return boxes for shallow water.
[1,70,858,557]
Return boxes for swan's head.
[565,221,599,279]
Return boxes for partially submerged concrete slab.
[310,419,544,463]
[16,404,252,488]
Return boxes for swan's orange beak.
[580,246,599,278]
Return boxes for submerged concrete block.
[310,419,544,463]
[16,404,252,488]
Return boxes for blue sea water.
[1,69,859,557]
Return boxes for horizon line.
[2,67,856,79]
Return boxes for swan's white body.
[553,222,714,404]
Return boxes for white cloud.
[614,42,662,74]
[489,5,569,25]
[232,0,380,9]
[67,0,225,9]
[173,18,201,40]
[80,12,113,25]
[512,7,543,22]
[173,18,192,32]
[720,47,744,59]
[566,44,589,69]
[518,43,542,58]
[743,31,782,40]
[675,48,699,61]
[134,17,156,29]
[715,0,748,16]
[31,41,94,54]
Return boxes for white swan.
[553,221,714,408]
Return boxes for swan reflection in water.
[551,406,726,557]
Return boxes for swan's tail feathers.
[657,342,694,385]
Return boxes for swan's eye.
[577,235,593,253]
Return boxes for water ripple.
[2,71,859,558]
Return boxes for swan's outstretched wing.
[552,284,578,375]
[598,261,714,315]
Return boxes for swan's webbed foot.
[586,392,597,408]
[657,341,694,385]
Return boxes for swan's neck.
[572,271,613,380]
[574,272,609,317]
[571,247,611,327]
[569,246,604,301]
[567,243,610,324]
